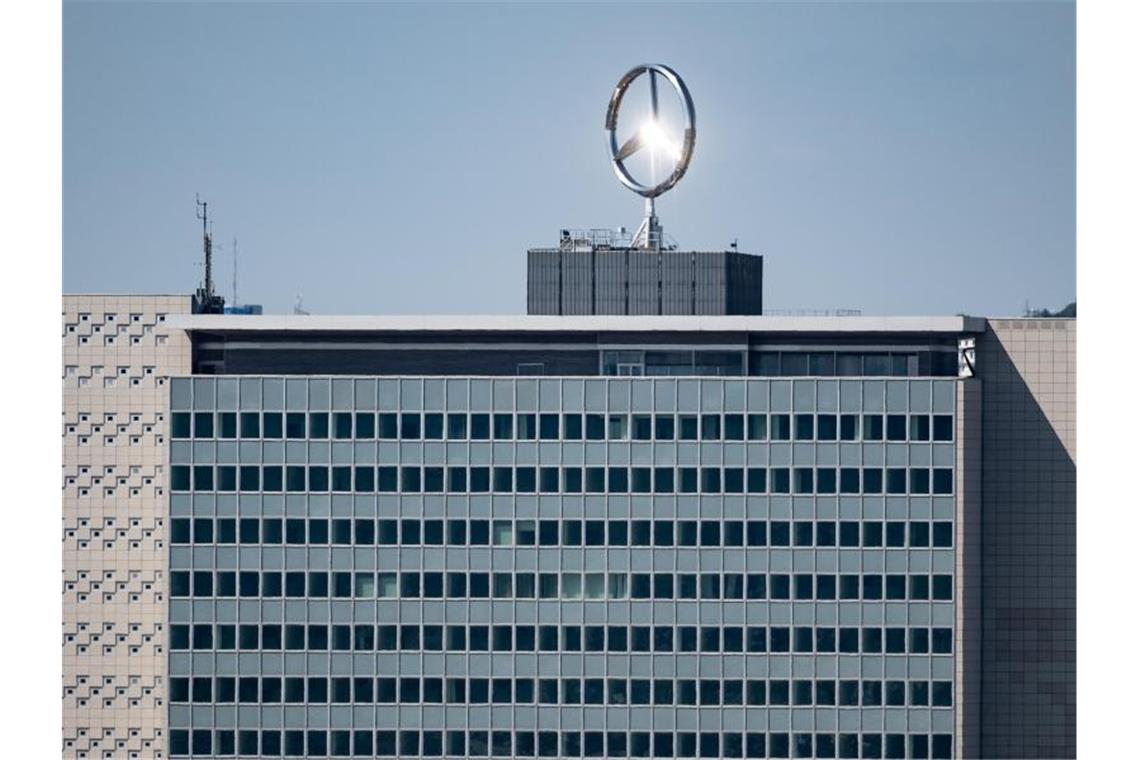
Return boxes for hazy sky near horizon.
[64,1,1074,317]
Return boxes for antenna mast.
[191,194,225,314]
[196,195,214,298]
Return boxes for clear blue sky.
[64,1,1074,316]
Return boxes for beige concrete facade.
[978,319,1076,758]
[62,295,191,759]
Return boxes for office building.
[63,305,1075,760]
[157,312,1077,760]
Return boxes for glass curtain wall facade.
[168,376,958,759]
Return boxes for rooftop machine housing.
[528,232,763,316]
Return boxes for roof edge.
[168,314,986,334]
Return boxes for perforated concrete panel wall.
[63,295,192,758]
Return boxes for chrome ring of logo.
[605,63,696,199]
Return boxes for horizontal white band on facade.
[171,314,986,334]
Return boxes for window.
[886,414,907,441]
[263,413,283,438]
[401,413,422,439]
[308,413,329,439]
[770,468,790,493]
[839,468,860,494]
[697,468,718,493]
[933,575,953,600]
[355,412,375,438]
[239,412,260,438]
[424,413,444,439]
[448,467,467,492]
[746,467,767,493]
[492,521,513,546]
[864,354,890,375]
[446,413,467,439]
[933,468,953,494]
[171,413,191,439]
[493,414,513,439]
[911,468,931,494]
[470,413,490,439]
[886,468,907,494]
[863,467,883,494]
[285,412,305,439]
[793,468,813,494]
[932,627,953,654]
[816,468,836,494]
[193,412,213,438]
[631,467,651,494]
